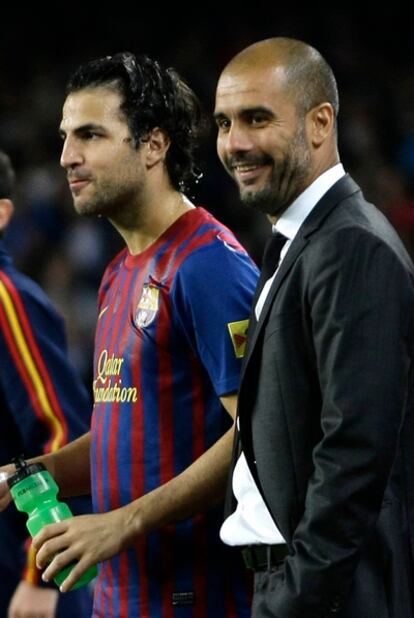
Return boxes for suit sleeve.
[0,270,92,586]
[274,228,414,616]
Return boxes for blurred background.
[1,7,413,386]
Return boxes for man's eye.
[84,131,99,140]
[251,115,268,126]
[216,118,230,130]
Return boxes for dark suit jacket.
[234,175,414,617]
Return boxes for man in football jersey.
[0,150,93,617]
[1,54,258,616]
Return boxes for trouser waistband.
[241,544,289,571]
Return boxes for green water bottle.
[7,456,97,590]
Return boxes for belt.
[241,544,289,571]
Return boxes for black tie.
[258,232,288,290]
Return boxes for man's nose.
[224,124,253,155]
[60,137,83,169]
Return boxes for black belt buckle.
[241,544,288,571]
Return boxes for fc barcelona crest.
[135,285,160,328]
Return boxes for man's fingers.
[41,547,75,583]
[56,557,89,593]
[32,521,68,551]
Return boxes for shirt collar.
[273,163,345,240]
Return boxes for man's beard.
[73,178,141,224]
[241,179,287,217]
[237,127,311,218]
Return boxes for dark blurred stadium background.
[1,8,413,385]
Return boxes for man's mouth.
[68,177,91,192]
[231,161,270,184]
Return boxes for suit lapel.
[241,174,361,376]
[243,234,308,369]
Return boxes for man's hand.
[8,581,59,618]
[0,464,15,511]
[33,509,132,592]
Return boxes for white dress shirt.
[220,163,345,546]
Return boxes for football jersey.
[91,207,258,617]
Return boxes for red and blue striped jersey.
[91,208,258,617]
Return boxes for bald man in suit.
[215,37,414,617]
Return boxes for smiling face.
[59,86,146,219]
[214,64,312,218]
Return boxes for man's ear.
[145,127,171,167]
[0,199,14,233]
[307,102,335,148]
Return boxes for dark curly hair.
[66,52,204,192]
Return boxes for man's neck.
[110,189,195,255]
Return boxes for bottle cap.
[6,456,46,489]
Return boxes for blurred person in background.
[0,150,93,617]
[1,53,258,617]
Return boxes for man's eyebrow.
[214,106,274,120]
[240,106,274,117]
[213,111,228,122]
[59,123,106,137]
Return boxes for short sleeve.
[171,234,259,396]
